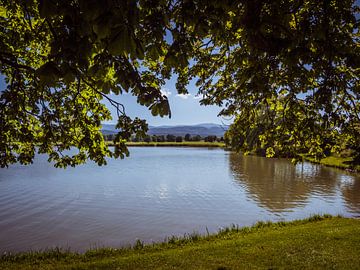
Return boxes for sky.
[0,74,227,127]
[103,76,227,126]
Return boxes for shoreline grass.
[1,215,360,269]
[303,155,360,172]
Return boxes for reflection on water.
[0,147,359,253]
[229,153,360,215]
[340,174,360,213]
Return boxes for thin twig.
[82,79,126,117]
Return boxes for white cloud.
[193,95,202,100]
[160,88,171,97]
[176,93,192,99]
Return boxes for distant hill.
[102,123,229,137]
[101,124,118,135]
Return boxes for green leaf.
[35,62,61,87]
[108,27,128,55]
[39,0,57,18]
[0,5,7,18]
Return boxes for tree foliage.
[186,0,360,161]
[0,0,175,167]
[0,0,359,167]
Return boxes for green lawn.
[1,215,360,269]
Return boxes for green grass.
[107,141,226,148]
[1,215,360,269]
[304,155,360,172]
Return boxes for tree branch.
[82,79,126,118]
[0,55,35,72]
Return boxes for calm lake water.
[0,147,359,253]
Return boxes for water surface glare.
[0,147,359,253]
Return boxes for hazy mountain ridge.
[102,123,229,137]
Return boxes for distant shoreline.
[106,141,359,172]
[106,141,226,148]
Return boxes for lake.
[0,147,359,253]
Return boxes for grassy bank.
[1,215,360,269]
[303,155,360,172]
[107,141,226,148]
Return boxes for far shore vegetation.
[104,132,360,172]
[1,215,359,270]
[124,141,226,148]
[104,133,225,144]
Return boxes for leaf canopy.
[0,0,359,167]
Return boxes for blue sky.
[0,74,225,126]
[104,76,225,126]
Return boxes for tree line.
[103,134,223,143]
